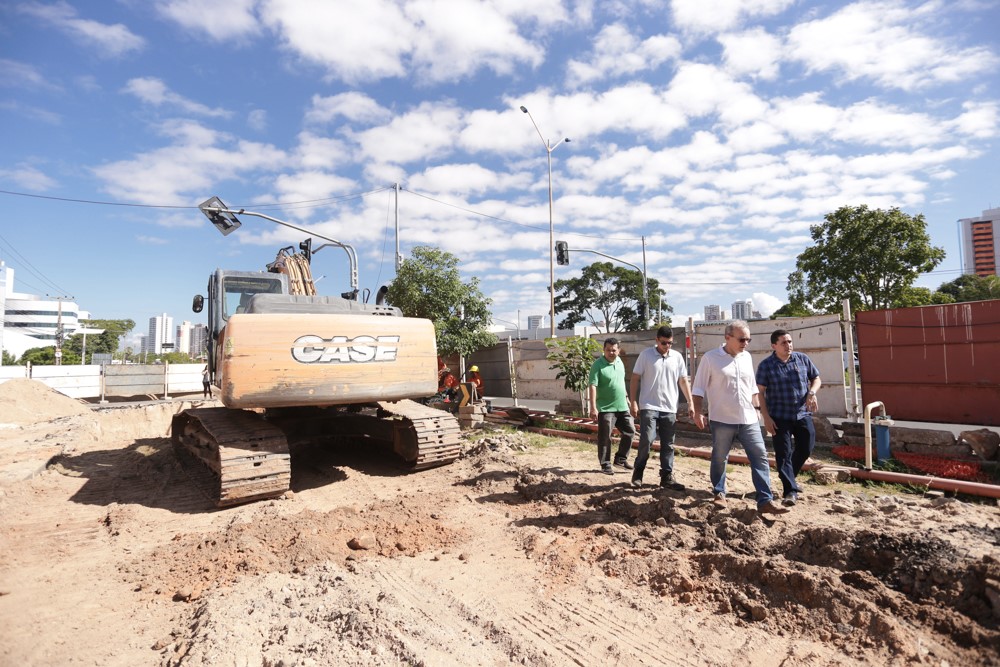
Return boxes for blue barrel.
[874,417,893,461]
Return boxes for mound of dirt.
[0,378,91,426]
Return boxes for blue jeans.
[772,416,815,497]
[597,411,634,466]
[709,421,774,506]
[633,410,676,482]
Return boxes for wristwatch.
[807,390,816,396]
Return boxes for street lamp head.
[564,138,571,143]
[519,105,528,113]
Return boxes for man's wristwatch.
[807,390,816,396]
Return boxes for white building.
[1,263,90,362]
[526,314,545,330]
[177,321,193,357]
[731,299,754,321]
[704,305,721,321]
[147,313,175,354]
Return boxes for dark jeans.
[597,411,634,466]
[633,410,677,482]
[772,416,815,496]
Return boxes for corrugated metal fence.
[856,300,1000,425]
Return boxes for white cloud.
[566,23,681,87]
[155,0,260,41]
[19,1,145,57]
[0,164,57,191]
[0,59,58,90]
[670,0,796,35]
[752,291,783,316]
[123,78,232,118]
[92,120,287,203]
[786,0,999,91]
[353,102,464,164]
[248,109,268,131]
[136,235,169,245]
[305,93,392,126]
[718,28,782,80]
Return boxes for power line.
[0,187,393,210]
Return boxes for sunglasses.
[728,335,752,343]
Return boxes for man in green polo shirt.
[588,337,635,475]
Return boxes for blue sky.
[1,0,998,347]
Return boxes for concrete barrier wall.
[692,315,847,418]
[0,363,206,400]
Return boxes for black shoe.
[782,492,798,506]
[630,478,642,488]
[660,473,685,491]
[614,459,633,470]
[601,465,614,475]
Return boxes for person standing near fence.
[691,320,789,515]
[202,365,212,399]
[628,326,694,490]
[755,329,821,506]
[588,338,635,475]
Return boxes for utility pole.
[47,294,72,365]
[394,182,402,271]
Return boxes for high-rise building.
[527,314,545,330]
[959,207,1000,276]
[731,299,754,321]
[147,313,175,354]
[704,305,721,321]
[190,323,209,358]
[176,321,193,357]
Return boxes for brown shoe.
[758,501,790,515]
[712,493,727,507]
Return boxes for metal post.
[843,298,859,421]
[394,182,401,271]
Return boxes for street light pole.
[520,105,569,338]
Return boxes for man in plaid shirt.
[755,329,822,506]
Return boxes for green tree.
[545,335,602,413]
[935,274,1000,303]
[770,302,813,319]
[64,319,135,362]
[19,346,81,366]
[386,246,497,357]
[554,262,669,332]
[787,205,945,313]
[2,350,17,365]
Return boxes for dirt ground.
[1,378,999,667]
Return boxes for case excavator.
[170,198,462,507]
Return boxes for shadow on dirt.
[52,434,429,513]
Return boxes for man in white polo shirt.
[628,326,694,490]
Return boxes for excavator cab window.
[222,276,284,320]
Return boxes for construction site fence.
[0,363,205,400]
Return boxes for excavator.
[170,197,462,507]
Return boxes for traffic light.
[555,240,569,265]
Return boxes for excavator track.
[171,400,461,508]
[171,407,292,507]
[376,399,463,469]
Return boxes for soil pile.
[0,378,91,426]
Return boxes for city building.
[190,323,209,358]
[704,305,721,321]
[526,314,545,330]
[959,207,1000,276]
[0,263,90,361]
[176,321,193,357]
[731,299,754,321]
[147,313,175,355]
